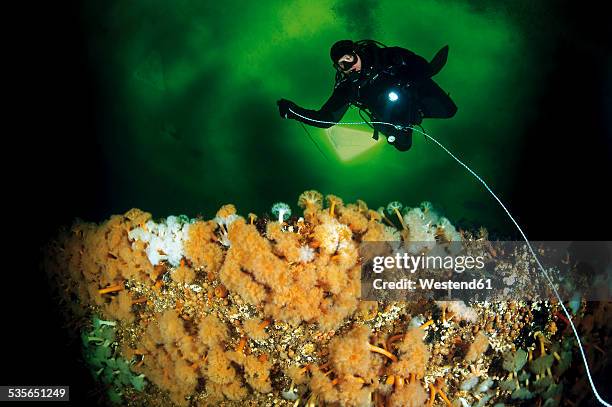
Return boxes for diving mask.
[335,53,358,72]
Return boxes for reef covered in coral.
[43,191,611,406]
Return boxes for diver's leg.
[417,79,457,119]
[390,128,413,152]
[375,120,412,151]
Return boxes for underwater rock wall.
[43,191,611,406]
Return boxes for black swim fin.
[429,45,449,77]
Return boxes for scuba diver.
[277,39,457,151]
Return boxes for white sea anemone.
[128,215,192,266]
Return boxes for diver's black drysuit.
[282,42,457,151]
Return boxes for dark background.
[6,0,610,405]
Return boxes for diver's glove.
[277,98,298,119]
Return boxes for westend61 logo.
[360,241,612,302]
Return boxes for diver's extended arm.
[277,85,350,128]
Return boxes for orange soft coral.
[227,352,273,393]
[285,364,308,385]
[215,204,237,219]
[464,331,489,363]
[309,368,341,404]
[202,345,247,401]
[134,315,204,407]
[316,267,361,331]
[388,381,429,407]
[205,345,238,385]
[225,219,291,290]
[159,310,187,344]
[389,328,430,378]
[184,220,225,274]
[219,254,267,305]
[329,325,373,377]
[266,221,302,263]
[243,318,270,341]
[171,358,199,405]
[221,380,248,401]
[197,314,229,350]
[104,290,134,323]
[263,281,324,326]
[171,263,196,284]
[310,367,373,407]
[124,208,153,227]
[338,202,370,233]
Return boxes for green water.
[82,0,540,236]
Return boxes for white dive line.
[287,107,611,406]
